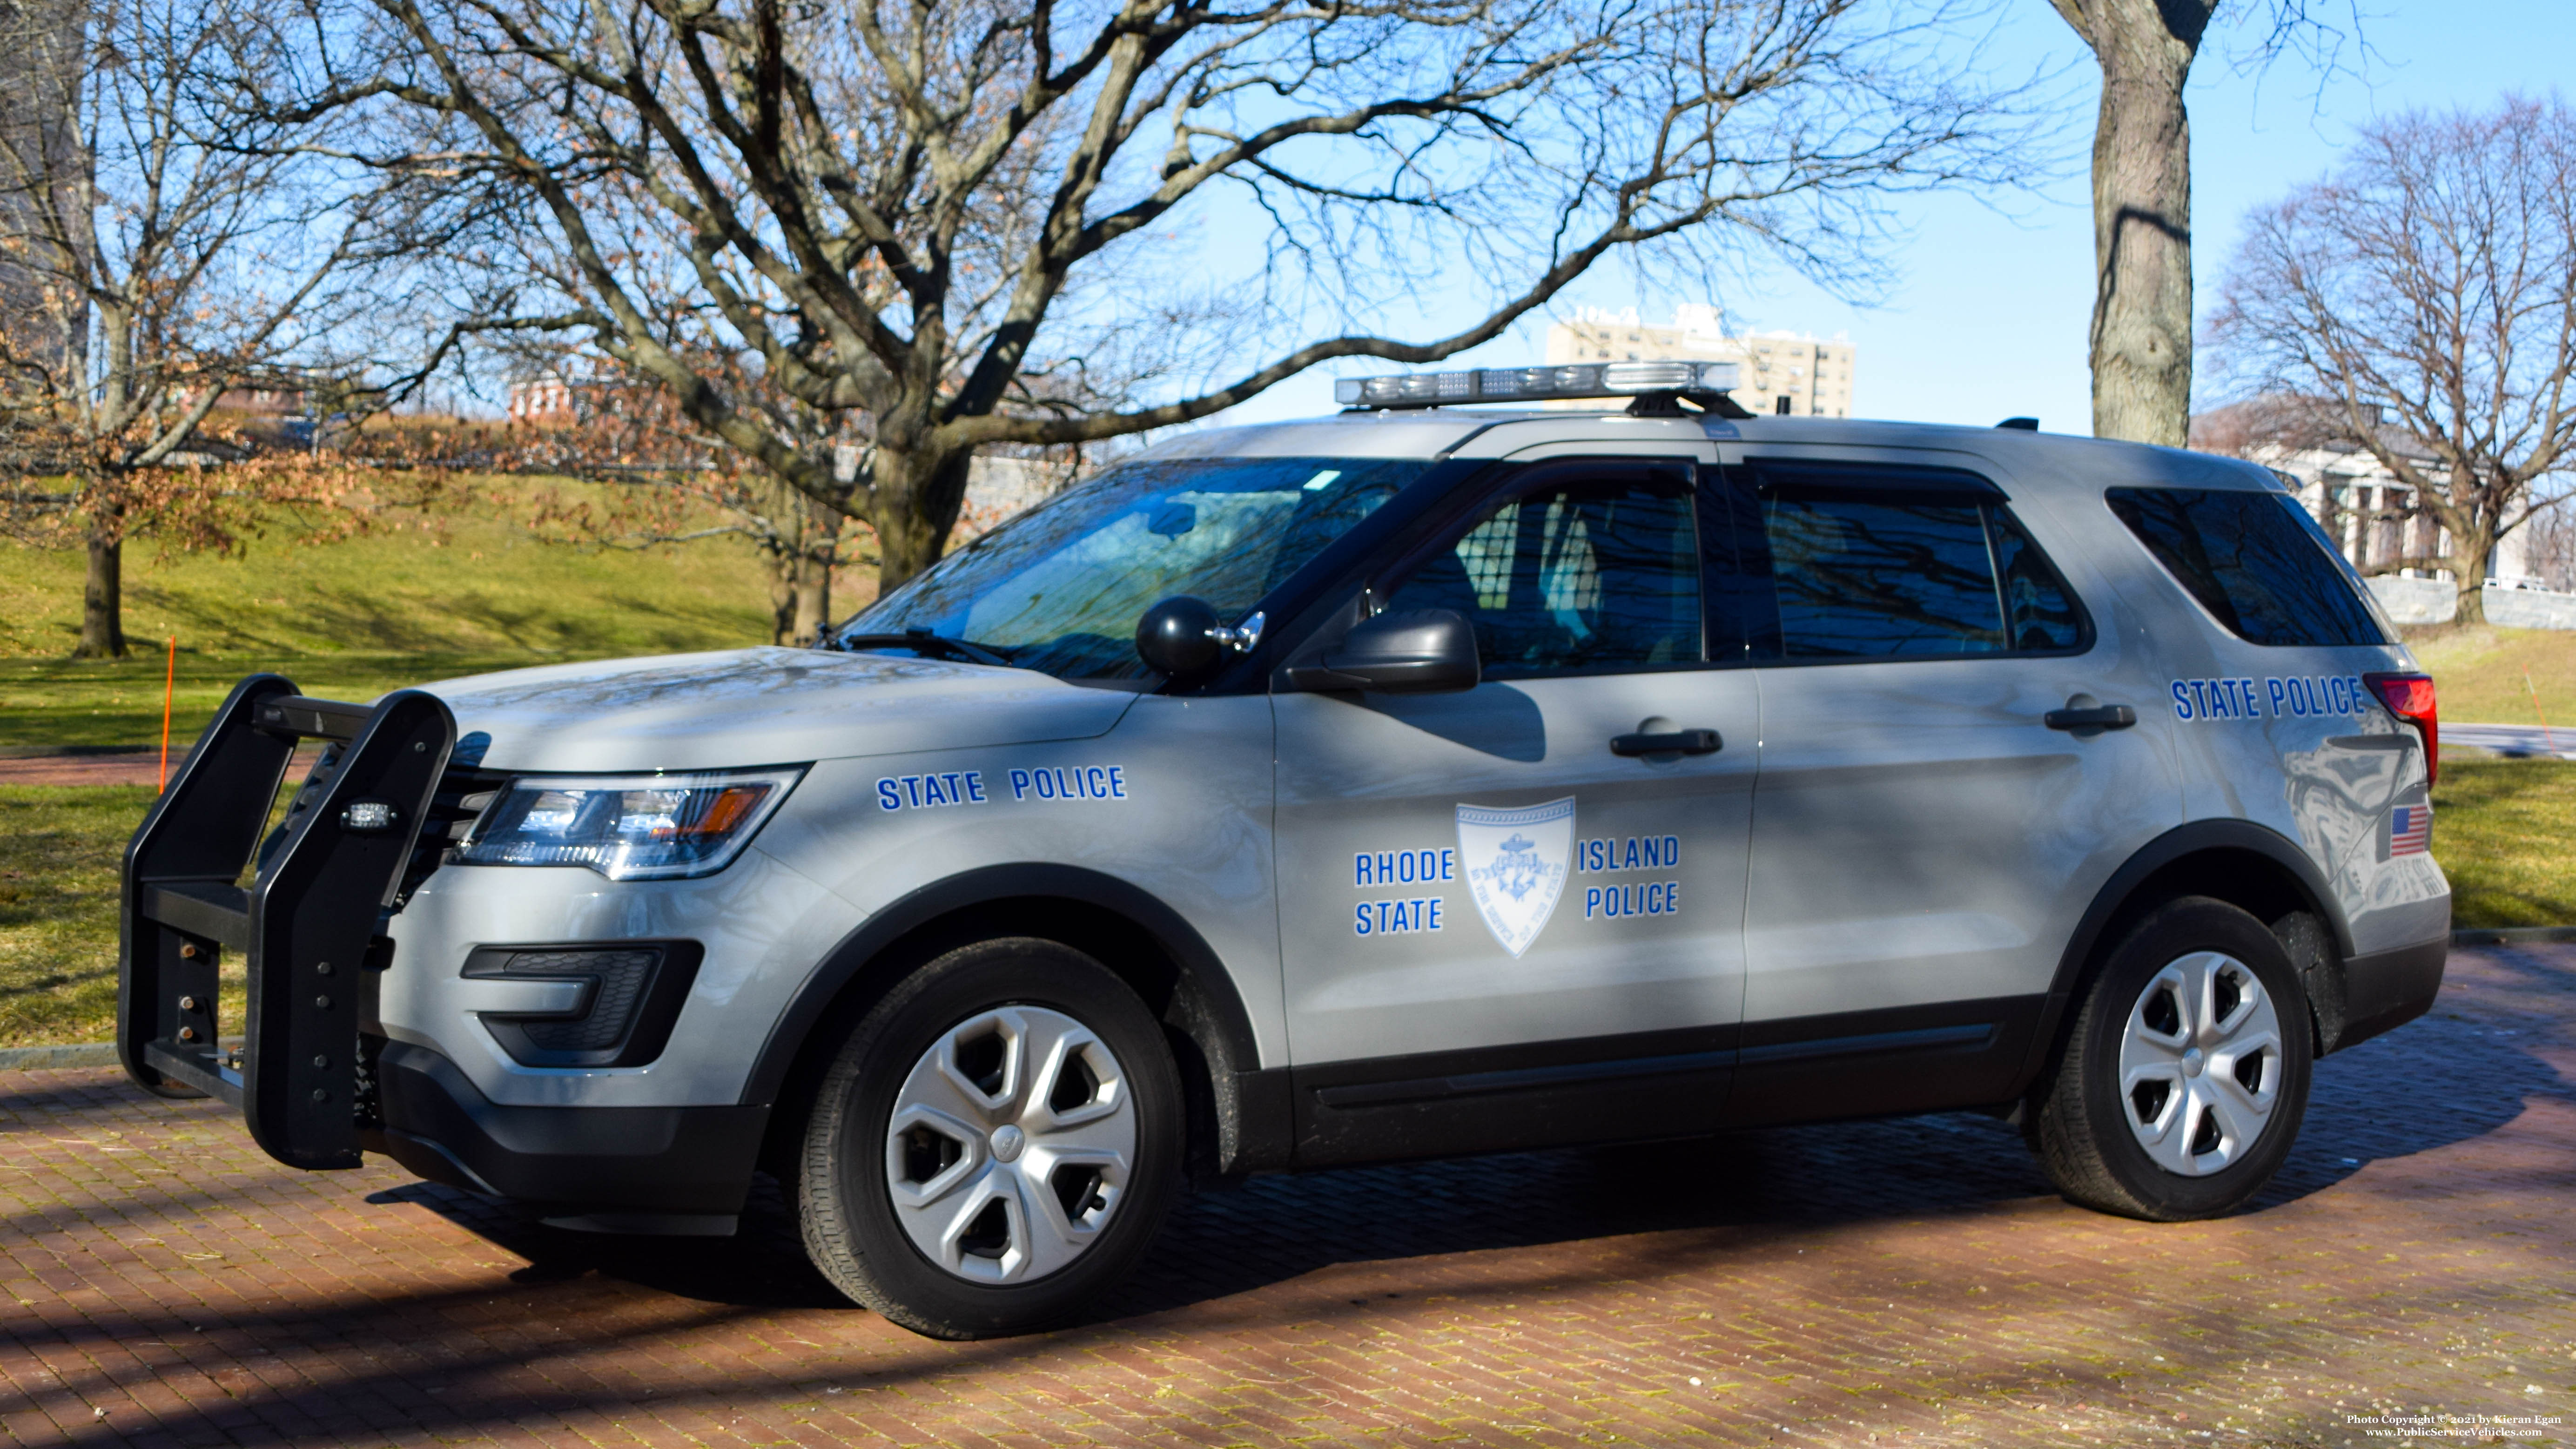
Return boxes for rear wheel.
[795,938,1183,1338]
[2030,897,2313,1221]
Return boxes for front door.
[1272,456,1760,1164]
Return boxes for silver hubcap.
[2119,951,2284,1177]
[884,1005,1134,1283]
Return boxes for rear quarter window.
[2105,487,2388,647]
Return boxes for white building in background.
[506,373,577,423]
[959,456,1064,528]
[2195,404,2535,586]
[2193,400,2576,628]
[1544,306,1855,418]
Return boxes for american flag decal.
[2389,803,2432,856]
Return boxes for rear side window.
[1732,460,2087,661]
[2106,487,2388,647]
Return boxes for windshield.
[840,455,1426,679]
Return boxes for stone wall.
[2367,575,2576,630]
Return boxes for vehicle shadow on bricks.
[362,971,2565,1326]
[361,1176,851,1311]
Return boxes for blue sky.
[1207,1,2575,436]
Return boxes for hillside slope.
[3,484,781,749]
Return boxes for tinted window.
[2106,487,2388,647]
[1764,495,2008,658]
[1384,476,1701,677]
[845,456,1421,678]
[1991,507,2085,651]
[1733,460,2085,661]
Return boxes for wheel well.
[754,894,1231,1185]
[2033,844,2343,1090]
[2108,848,2327,955]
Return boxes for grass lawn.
[2402,622,2576,728]
[0,784,167,1048]
[2,481,789,750]
[0,761,2565,1048]
[2430,756,2576,929]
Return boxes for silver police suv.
[120,365,2449,1339]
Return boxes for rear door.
[1725,450,2181,1123]
[1271,453,1761,1163]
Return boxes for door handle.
[2044,703,2137,732]
[1611,728,1722,757]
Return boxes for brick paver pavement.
[2,945,2570,1448]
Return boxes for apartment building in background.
[1545,305,1855,418]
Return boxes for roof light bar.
[1334,359,1743,410]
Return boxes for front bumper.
[117,675,828,1206]
[369,1038,764,1226]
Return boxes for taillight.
[2366,672,2439,784]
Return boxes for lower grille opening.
[464,941,703,1068]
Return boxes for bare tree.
[2509,485,2576,593]
[2206,97,2576,624]
[300,0,2037,593]
[0,0,395,655]
[499,353,878,645]
[2045,0,2360,446]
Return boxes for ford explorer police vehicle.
[119,360,2448,1339]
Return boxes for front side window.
[1381,472,1702,678]
[2105,486,2388,647]
[843,456,1424,679]
[1737,460,2086,661]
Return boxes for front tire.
[796,938,1184,1338]
[2030,897,2313,1221]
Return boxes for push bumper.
[117,676,458,1168]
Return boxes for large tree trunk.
[74,503,127,659]
[2452,516,2495,626]
[871,446,978,596]
[767,541,830,646]
[2059,0,2212,447]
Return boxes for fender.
[2014,817,2356,1092]
[738,863,1292,1173]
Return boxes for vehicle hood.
[419,647,1140,774]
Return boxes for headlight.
[453,767,805,880]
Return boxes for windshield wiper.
[830,627,1019,668]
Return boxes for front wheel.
[795,938,1184,1338]
[2029,896,2314,1221]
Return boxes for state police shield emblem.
[1456,798,1576,957]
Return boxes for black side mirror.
[1136,595,1223,676]
[1285,608,1480,694]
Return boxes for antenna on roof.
[1996,417,2038,431]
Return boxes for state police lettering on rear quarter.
[2169,675,2371,720]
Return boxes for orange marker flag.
[160,636,177,791]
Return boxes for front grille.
[396,763,509,908]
